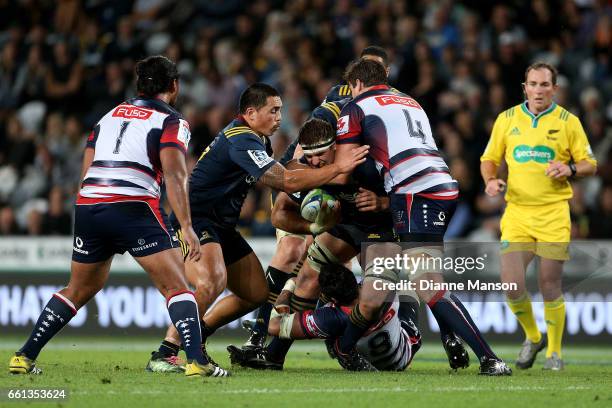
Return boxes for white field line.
[70,385,593,396]
[1,341,612,357]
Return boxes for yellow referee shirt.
[481,102,596,206]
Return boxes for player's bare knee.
[195,280,225,302]
[284,244,305,266]
[60,285,98,309]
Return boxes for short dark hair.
[525,62,558,85]
[361,46,389,67]
[135,55,179,97]
[238,83,280,114]
[298,118,335,151]
[319,264,358,306]
[344,59,388,88]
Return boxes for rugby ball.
[300,189,338,222]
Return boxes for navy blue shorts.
[298,306,349,339]
[176,218,253,266]
[389,193,457,242]
[327,223,397,252]
[72,200,178,263]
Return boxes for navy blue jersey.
[291,156,391,230]
[324,84,400,103]
[324,84,352,103]
[177,117,276,229]
[277,98,350,166]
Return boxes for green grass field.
[1,336,611,407]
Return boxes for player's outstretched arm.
[328,142,360,185]
[160,148,201,262]
[260,145,369,193]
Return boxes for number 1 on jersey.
[114,121,130,154]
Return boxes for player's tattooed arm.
[260,144,369,193]
[260,162,287,191]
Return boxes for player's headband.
[301,138,335,155]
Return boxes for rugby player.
[227,117,403,371]
[242,45,397,351]
[240,99,349,351]
[331,59,511,375]
[239,47,468,370]
[9,56,225,378]
[146,83,369,372]
[234,264,422,371]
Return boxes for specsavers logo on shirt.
[513,145,555,163]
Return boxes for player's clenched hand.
[335,145,370,174]
[182,226,201,262]
[485,178,506,196]
[545,160,571,179]
[355,187,388,212]
[309,200,341,235]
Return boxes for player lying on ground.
[331,58,511,375]
[230,264,422,371]
[146,89,369,373]
[9,55,225,378]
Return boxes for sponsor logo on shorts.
[433,211,446,226]
[73,236,89,255]
[513,145,555,163]
[132,240,158,252]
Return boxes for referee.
[480,62,597,371]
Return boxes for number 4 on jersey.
[113,121,130,154]
[403,109,425,144]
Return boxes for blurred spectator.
[0,0,609,238]
[41,186,71,235]
[0,205,20,235]
[590,184,612,239]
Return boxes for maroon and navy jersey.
[78,97,190,205]
[336,86,458,199]
[299,299,416,371]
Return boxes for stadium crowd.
[0,0,610,238]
